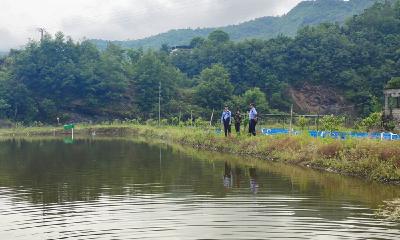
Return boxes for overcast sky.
[0,0,302,51]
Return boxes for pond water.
[0,138,399,239]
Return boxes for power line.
[158,81,161,126]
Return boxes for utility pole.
[210,109,214,126]
[289,104,293,135]
[158,81,161,126]
[316,106,320,133]
[37,28,45,41]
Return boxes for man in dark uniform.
[234,109,242,135]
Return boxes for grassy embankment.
[1,123,400,183]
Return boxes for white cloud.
[0,0,302,50]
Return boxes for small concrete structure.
[384,89,400,122]
[170,45,192,54]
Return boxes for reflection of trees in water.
[1,138,400,223]
[234,166,242,188]
[0,139,230,204]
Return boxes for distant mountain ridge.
[91,0,377,50]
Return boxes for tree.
[386,77,400,89]
[132,51,185,118]
[208,30,230,44]
[298,116,310,130]
[357,112,382,132]
[95,43,129,102]
[190,37,206,48]
[194,64,233,111]
[231,87,269,114]
[320,115,345,132]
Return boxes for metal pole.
[289,104,293,135]
[210,109,214,126]
[158,81,161,126]
[191,110,193,126]
[316,107,320,133]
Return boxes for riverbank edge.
[1,124,400,184]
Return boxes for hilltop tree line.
[0,1,400,123]
[92,0,376,50]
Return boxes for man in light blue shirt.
[221,106,232,137]
[248,103,258,136]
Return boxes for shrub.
[128,119,140,125]
[170,117,179,126]
[317,141,343,158]
[385,77,400,89]
[31,121,44,127]
[320,115,345,132]
[194,117,209,128]
[112,119,122,125]
[145,119,157,126]
[383,120,396,132]
[378,147,400,162]
[298,116,310,130]
[357,112,382,132]
[161,119,169,126]
[267,137,302,152]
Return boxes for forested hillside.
[0,0,399,124]
[92,0,377,50]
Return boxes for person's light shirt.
[249,107,257,120]
[221,110,232,122]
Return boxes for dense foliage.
[91,0,376,50]
[0,0,399,123]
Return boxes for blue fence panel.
[392,134,400,140]
[350,132,369,139]
[260,128,400,141]
[262,128,289,135]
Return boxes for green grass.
[1,123,400,183]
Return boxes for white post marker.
[158,81,161,126]
[210,109,214,126]
[289,104,293,135]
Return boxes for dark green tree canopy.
[208,30,230,44]
[1,0,400,122]
[386,77,400,89]
[194,64,234,110]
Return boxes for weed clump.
[317,141,343,158]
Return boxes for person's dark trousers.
[223,119,231,137]
[235,122,241,134]
[249,119,257,136]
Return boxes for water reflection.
[0,138,399,239]
[249,167,259,194]
[234,166,242,188]
[223,162,259,194]
[223,161,232,189]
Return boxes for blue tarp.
[261,128,399,141]
[261,128,301,136]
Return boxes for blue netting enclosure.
[261,128,399,141]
